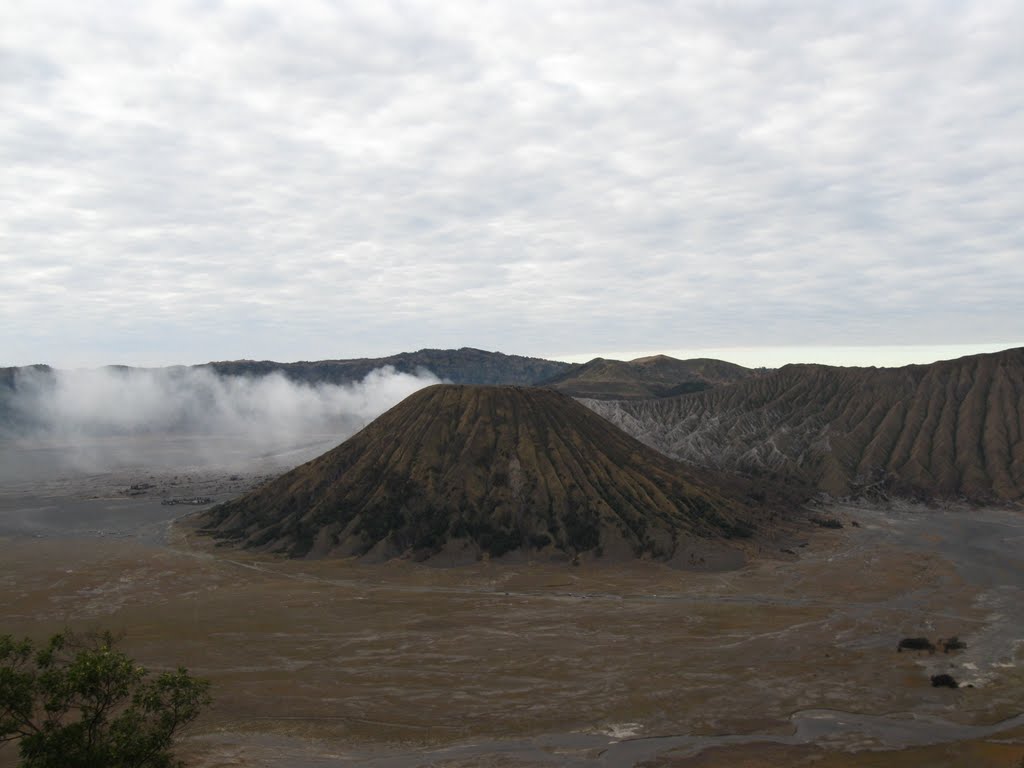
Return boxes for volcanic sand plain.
[1,458,1022,767]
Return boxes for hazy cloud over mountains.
[2,1,1022,365]
[8,365,439,438]
[2,365,441,473]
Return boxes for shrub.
[930,673,959,688]
[0,630,211,768]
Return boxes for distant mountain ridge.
[0,350,573,434]
[0,349,572,390]
[541,355,754,400]
[201,347,573,386]
[2,350,761,398]
[1,350,756,403]
[196,385,797,564]
[584,347,1024,503]
[10,346,1023,504]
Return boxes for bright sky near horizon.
[560,343,1024,369]
[2,1,1022,369]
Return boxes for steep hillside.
[202,347,572,386]
[585,348,1024,502]
[196,385,795,563]
[541,355,753,399]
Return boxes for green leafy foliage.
[0,630,210,768]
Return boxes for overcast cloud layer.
[2,1,1022,367]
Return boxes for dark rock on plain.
[898,637,936,652]
[940,636,968,653]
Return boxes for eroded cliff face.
[584,348,1024,503]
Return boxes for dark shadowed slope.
[585,348,1024,502]
[541,355,753,400]
[196,385,795,563]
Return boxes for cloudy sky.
[2,0,1022,369]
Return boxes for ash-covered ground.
[1,434,1022,768]
[0,432,343,541]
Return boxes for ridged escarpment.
[196,385,793,561]
[585,348,1024,502]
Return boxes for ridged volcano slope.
[197,385,790,561]
[585,348,1024,502]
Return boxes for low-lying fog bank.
[0,365,441,481]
